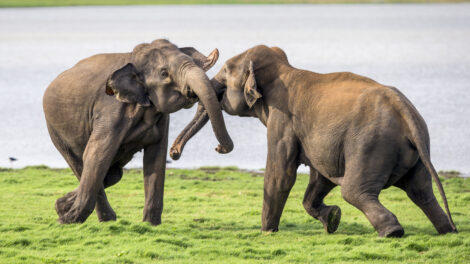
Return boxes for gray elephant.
[43,39,233,225]
[170,45,457,237]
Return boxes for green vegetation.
[0,166,469,263]
[0,0,468,8]
[438,170,462,179]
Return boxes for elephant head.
[105,39,233,154]
[170,45,288,160]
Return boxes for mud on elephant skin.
[44,39,233,225]
[172,45,457,237]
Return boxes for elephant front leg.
[142,115,169,225]
[302,169,340,233]
[262,168,297,232]
[261,118,299,232]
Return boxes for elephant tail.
[390,87,457,232]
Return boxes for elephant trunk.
[181,67,233,157]
[170,103,209,160]
[170,77,226,160]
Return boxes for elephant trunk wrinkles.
[169,103,209,160]
[170,77,225,160]
[183,67,233,156]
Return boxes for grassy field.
[0,166,469,263]
[0,0,468,8]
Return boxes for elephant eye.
[160,69,169,78]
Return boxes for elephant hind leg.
[49,127,117,223]
[47,127,87,220]
[46,125,84,178]
[94,164,123,222]
[395,160,456,234]
[95,187,116,222]
[341,183,403,237]
[341,159,404,237]
[302,169,340,233]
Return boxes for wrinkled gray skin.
[171,45,458,237]
[43,39,233,225]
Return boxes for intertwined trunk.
[181,68,232,157]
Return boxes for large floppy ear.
[179,47,219,72]
[105,63,151,107]
[244,60,262,108]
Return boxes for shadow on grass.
[186,217,376,236]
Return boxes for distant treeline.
[1,0,469,8]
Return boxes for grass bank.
[0,0,468,8]
[0,166,469,263]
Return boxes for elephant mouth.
[183,85,198,103]
[216,88,226,101]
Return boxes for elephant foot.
[97,209,117,222]
[317,205,341,234]
[55,191,77,218]
[324,206,341,234]
[436,223,458,234]
[95,192,117,222]
[379,225,404,238]
[55,192,94,224]
[260,227,279,232]
[260,221,279,232]
[143,211,162,226]
[59,206,94,224]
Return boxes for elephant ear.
[105,63,151,107]
[179,47,219,72]
[244,60,262,108]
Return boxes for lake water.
[0,4,469,174]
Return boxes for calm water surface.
[0,4,469,174]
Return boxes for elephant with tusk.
[43,39,233,225]
[171,45,457,237]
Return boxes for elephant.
[43,39,233,225]
[170,45,458,237]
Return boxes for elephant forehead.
[133,49,167,68]
[227,72,246,89]
[150,39,173,46]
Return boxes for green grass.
[0,0,468,8]
[0,166,469,263]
